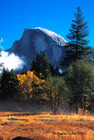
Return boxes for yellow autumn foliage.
[16,71,45,101]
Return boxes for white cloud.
[0,38,3,42]
[0,51,25,71]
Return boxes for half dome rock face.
[7,27,66,72]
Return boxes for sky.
[0,0,94,50]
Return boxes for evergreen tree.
[9,69,18,98]
[1,69,18,100]
[54,67,60,76]
[50,64,55,76]
[65,59,94,114]
[61,7,92,67]
[31,53,42,78]
[50,64,62,76]
[41,52,51,79]
[31,52,51,79]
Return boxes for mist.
[0,51,25,71]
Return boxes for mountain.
[7,27,66,72]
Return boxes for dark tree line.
[0,69,18,100]
[31,52,51,79]
[30,51,60,79]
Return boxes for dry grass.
[0,112,93,140]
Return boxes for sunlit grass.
[0,112,93,139]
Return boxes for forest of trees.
[0,7,94,115]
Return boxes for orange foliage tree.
[16,71,45,102]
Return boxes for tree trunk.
[75,104,78,114]
[83,106,86,115]
[83,97,86,115]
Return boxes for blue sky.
[0,0,94,50]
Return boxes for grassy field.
[0,112,93,140]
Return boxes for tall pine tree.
[62,7,92,67]
[41,52,51,79]
[30,53,42,77]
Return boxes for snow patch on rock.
[35,27,67,46]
